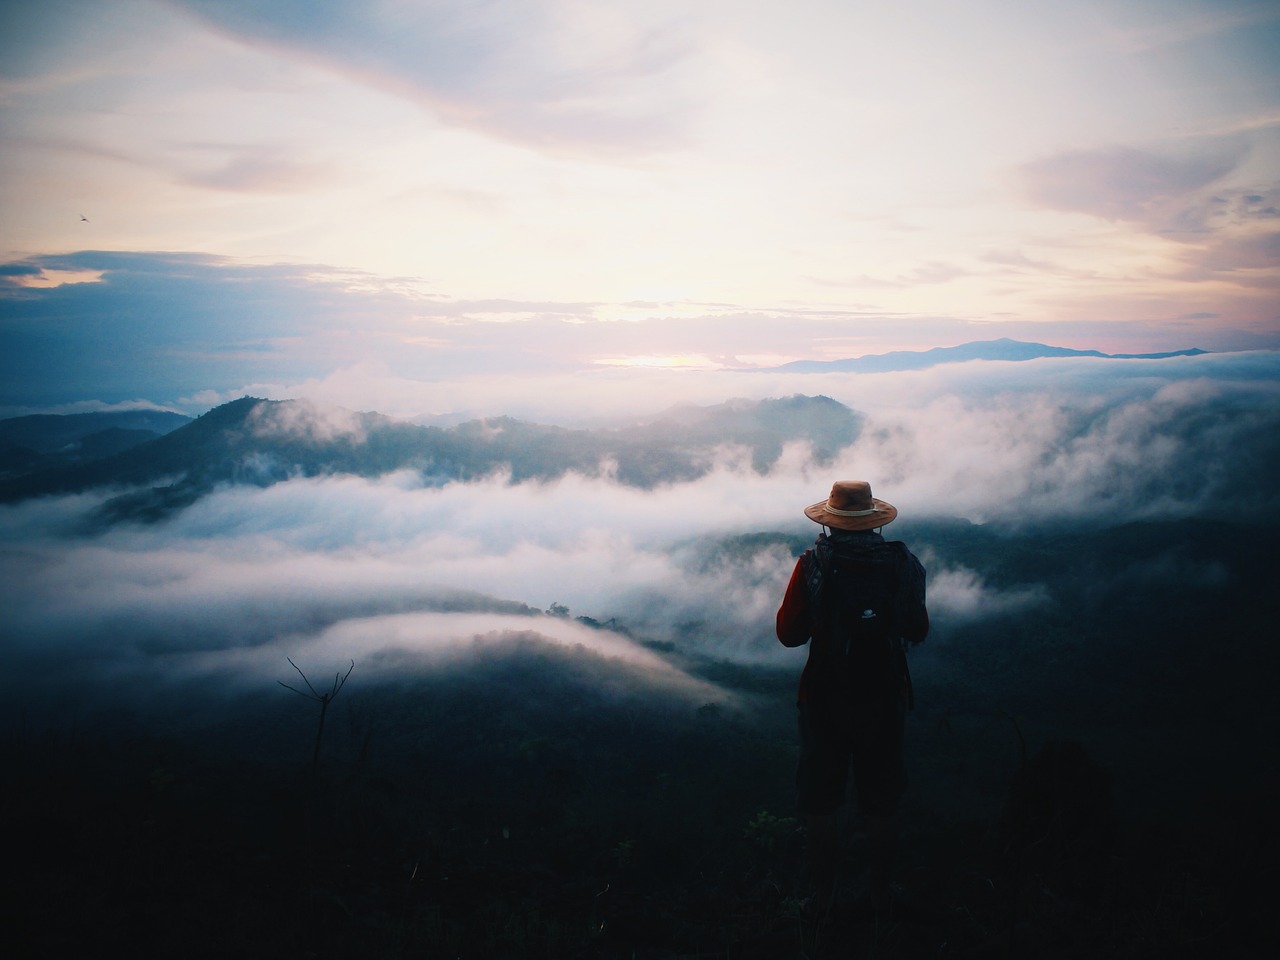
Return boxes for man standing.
[777,480,929,911]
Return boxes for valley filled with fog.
[3,352,1275,706]
[3,351,1277,956]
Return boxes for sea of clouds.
[2,352,1276,725]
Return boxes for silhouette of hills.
[765,337,1208,373]
[0,408,190,480]
[0,338,1216,515]
[0,394,862,520]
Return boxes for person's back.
[776,481,928,912]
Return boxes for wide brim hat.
[804,480,897,531]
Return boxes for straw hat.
[803,480,897,531]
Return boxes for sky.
[2,0,1279,417]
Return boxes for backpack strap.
[801,536,833,614]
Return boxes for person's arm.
[776,556,813,648]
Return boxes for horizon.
[0,332,1224,407]
[0,333,1256,423]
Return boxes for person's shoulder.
[886,540,926,574]
[881,534,918,551]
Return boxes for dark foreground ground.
[5,658,1277,959]
[5,518,1279,958]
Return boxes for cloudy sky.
[2,0,1278,416]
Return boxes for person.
[776,480,929,911]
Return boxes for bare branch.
[277,680,312,699]
[279,656,356,778]
[332,659,355,697]
[286,656,322,698]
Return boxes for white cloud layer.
[2,353,1274,728]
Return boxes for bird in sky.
[80,215,88,222]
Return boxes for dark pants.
[796,691,907,817]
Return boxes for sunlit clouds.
[2,0,1278,402]
[594,355,722,370]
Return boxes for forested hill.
[0,408,191,479]
[0,394,861,519]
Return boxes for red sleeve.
[776,557,812,648]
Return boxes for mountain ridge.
[0,394,863,522]
[763,337,1208,373]
[0,408,191,480]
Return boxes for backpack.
[803,535,917,702]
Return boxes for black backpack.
[804,535,915,701]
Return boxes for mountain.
[615,394,856,478]
[764,338,1208,373]
[0,409,191,452]
[0,408,191,480]
[0,394,862,520]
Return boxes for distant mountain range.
[764,337,1208,373]
[0,338,1214,522]
[0,409,192,480]
[0,394,861,523]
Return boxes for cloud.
[6,248,1277,417]
[0,476,744,723]
[1014,136,1280,296]
[836,364,1280,524]
[181,148,343,194]
[978,248,1065,274]
[190,353,1280,504]
[920,556,1051,623]
[248,396,370,444]
[1188,230,1280,280]
[0,398,187,418]
[1237,189,1280,219]
[1098,1,1280,55]
[187,612,706,696]
[1017,143,1245,230]
[1011,134,1280,303]
[167,0,701,157]
[0,262,43,279]
[0,252,418,408]
[849,261,975,288]
[2,352,1277,740]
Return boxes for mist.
[2,352,1276,730]
[4,353,1278,957]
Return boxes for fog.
[263,348,1279,425]
[2,352,1276,728]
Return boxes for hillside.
[0,394,863,520]
[0,408,190,479]
[4,515,1275,958]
